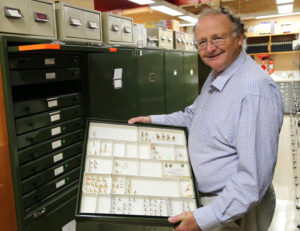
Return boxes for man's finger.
[168,214,182,223]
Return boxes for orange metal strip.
[18,44,61,51]
[109,48,117,52]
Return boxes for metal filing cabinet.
[174,31,185,50]
[55,2,102,43]
[183,51,198,106]
[0,37,86,231]
[136,48,165,115]
[164,50,185,113]
[276,81,300,114]
[88,48,139,121]
[147,28,173,49]
[102,13,134,45]
[0,0,56,39]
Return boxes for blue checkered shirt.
[151,49,284,230]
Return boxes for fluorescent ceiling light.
[277,4,293,14]
[150,5,183,16]
[276,0,294,4]
[255,11,300,19]
[150,1,184,16]
[128,0,154,5]
[179,23,196,27]
[179,15,198,23]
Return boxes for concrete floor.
[269,115,299,231]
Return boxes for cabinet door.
[89,48,138,121]
[183,52,198,107]
[137,49,165,115]
[164,50,185,113]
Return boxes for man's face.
[195,14,243,75]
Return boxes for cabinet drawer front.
[17,118,84,149]
[15,105,83,135]
[19,130,84,165]
[10,68,81,86]
[29,0,56,38]
[21,154,81,194]
[14,93,82,117]
[20,141,83,179]
[108,15,122,42]
[9,54,80,69]
[121,19,133,43]
[84,11,101,40]
[0,0,29,35]
[22,168,80,211]
[64,6,84,39]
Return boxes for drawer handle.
[123,26,131,33]
[73,57,79,64]
[33,208,46,219]
[4,7,23,18]
[34,12,49,23]
[26,136,34,143]
[24,106,31,113]
[88,21,99,29]
[112,24,120,32]
[70,17,82,26]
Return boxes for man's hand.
[128,116,151,124]
[168,212,202,231]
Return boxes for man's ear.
[237,32,244,46]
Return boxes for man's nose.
[206,41,217,52]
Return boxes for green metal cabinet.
[89,48,139,121]
[164,50,185,114]
[183,51,199,107]
[136,48,165,115]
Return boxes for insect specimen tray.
[75,119,200,226]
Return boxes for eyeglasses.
[195,34,228,51]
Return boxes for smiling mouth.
[206,52,223,59]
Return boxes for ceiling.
[94,0,300,21]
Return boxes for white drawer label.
[52,140,62,149]
[46,72,56,79]
[49,111,60,122]
[45,58,55,65]
[54,166,64,176]
[47,99,58,108]
[51,126,61,136]
[53,153,63,163]
[56,179,65,189]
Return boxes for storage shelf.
[248,50,300,56]
[246,33,299,55]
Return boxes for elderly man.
[129,7,284,231]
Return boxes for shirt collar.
[209,49,247,92]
